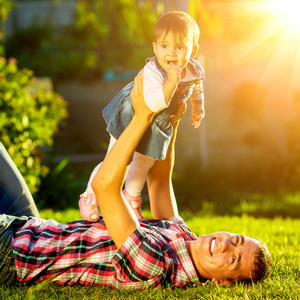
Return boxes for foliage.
[1,210,299,299]
[0,0,15,22]
[0,57,68,193]
[5,0,162,81]
[188,0,272,41]
[173,156,300,218]
[0,0,16,55]
[36,158,87,210]
[74,0,158,71]
[4,0,271,81]
[5,24,92,82]
[172,78,300,215]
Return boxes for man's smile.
[210,238,216,256]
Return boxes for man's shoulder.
[140,215,196,239]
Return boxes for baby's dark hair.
[153,11,200,45]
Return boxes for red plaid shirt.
[11,216,200,289]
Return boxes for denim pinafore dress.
[103,56,205,160]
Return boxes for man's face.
[194,232,259,284]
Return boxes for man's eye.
[232,255,236,264]
[235,236,239,245]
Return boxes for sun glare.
[252,0,300,101]
[205,0,300,102]
[264,0,300,35]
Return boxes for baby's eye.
[177,46,185,50]
[161,44,167,49]
[235,236,239,246]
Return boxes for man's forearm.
[147,120,180,219]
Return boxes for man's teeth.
[210,239,215,255]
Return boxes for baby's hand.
[166,62,181,84]
[191,104,205,128]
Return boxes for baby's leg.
[124,153,155,219]
[79,136,117,222]
[79,162,101,222]
[106,135,117,154]
[125,152,155,197]
[85,136,117,194]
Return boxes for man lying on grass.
[0,72,272,288]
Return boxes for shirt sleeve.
[189,59,205,103]
[143,61,168,112]
[190,80,204,103]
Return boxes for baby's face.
[152,32,196,72]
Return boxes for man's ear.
[191,44,199,58]
[212,278,231,285]
[152,42,157,56]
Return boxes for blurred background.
[1,0,300,217]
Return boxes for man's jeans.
[0,142,40,285]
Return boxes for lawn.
[0,209,299,300]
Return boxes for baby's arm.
[143,61,181,112]
[191,100,204,128]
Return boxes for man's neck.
[185,241,209,280]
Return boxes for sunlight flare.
[204,0,300,101]
[265,0,300,34]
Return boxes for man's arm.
[91,71,155,248]
[147,100,187,219]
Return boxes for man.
[0,72,272,288]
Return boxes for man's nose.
[220,239,233,253]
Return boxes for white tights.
[125,151,155,197]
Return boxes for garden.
[0,0,300,299]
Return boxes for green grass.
[1,209,299,299]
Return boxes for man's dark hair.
[250,238,272,283]
[232,238,272,284]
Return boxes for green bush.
[5,1,159,82]
[5,25,96,82]
[36,158,87,210]
[0,57,68,193]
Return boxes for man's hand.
[131,70,155,122]
[147,99,187,220]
